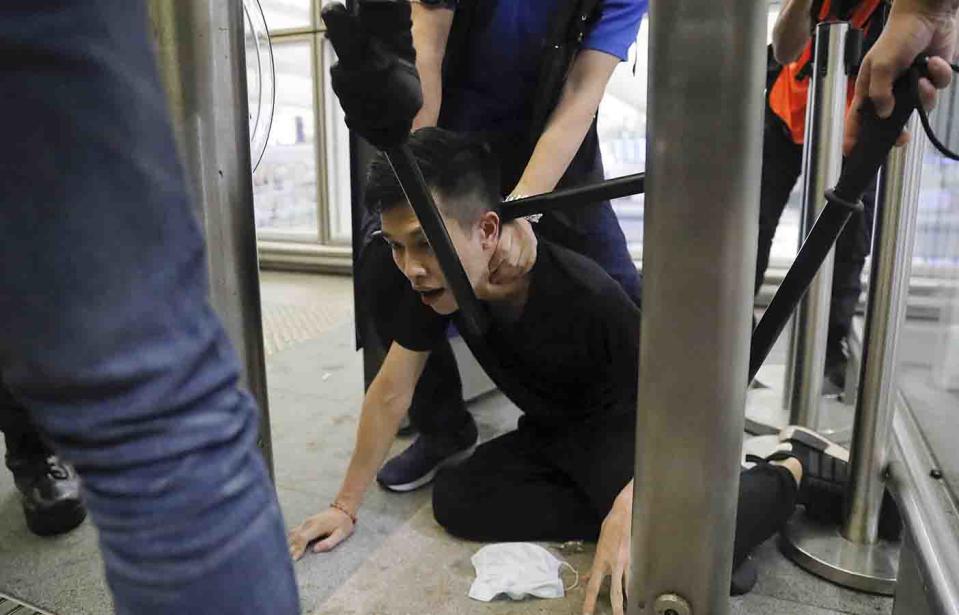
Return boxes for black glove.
[322,1,423,150]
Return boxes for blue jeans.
[0,2,298,613]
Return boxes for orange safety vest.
[768,0,883,144]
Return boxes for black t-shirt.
[378,238,640,427]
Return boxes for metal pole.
[780,116,924,595]
[148,0,274,477]
[629,0,765,612]
[843,117,924,543]
[788,22,850,427]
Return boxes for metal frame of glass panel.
[255,0,352,251]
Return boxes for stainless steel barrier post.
[780,116,925,594]
[628,0,766,612]
[148,0,274,477]
[788,22,850,428]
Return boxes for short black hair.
[364,127,501,228]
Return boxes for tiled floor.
[0,272,893,615]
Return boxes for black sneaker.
[767,426,850,525]
[8,453,86,537]
[377,419,478,492]
[769,426,902,540]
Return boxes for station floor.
[0,271,894,615]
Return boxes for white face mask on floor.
[468,542,578,602]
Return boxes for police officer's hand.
[845,1,957,153]
[583,482,633,615]
[322,1,423,150]
[288,507,355,560]
[486,218,537,295]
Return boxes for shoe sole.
[779,426,850,462]
[378,442,478,493]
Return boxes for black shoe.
[8,453,86,537]
[377,419,478,492]
[769,427,902,540]
[768,426,850,526]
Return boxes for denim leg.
[0,2,297,613]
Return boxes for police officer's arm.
[773,0,814,64]
[509,49,620,199]
[288,342,429,559]
[410,1,454,129]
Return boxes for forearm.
[512,98,597,197]
[334,381,411,514]
[615,479,634,508]
[410,2,452,129]
[772,0,814,64]
[511,50,618,197]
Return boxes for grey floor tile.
[266,323,363,400]
[731,593,850,615]
[0,486,109,615]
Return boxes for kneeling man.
[289,128,855,613]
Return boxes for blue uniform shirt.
[438,0,647,137]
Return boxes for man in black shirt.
[289,128,861,612]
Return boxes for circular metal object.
[653,593,691,615]
[779,511,899,595]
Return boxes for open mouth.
[416,287,445,303]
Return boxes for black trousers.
[756,109,877,350]
[432,415,798,573]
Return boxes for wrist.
[330,500,358,524]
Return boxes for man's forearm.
[511,49,618,197]
[334,379,412,514]
[772,0,814,64]
[410,2,453,129]
[615,479,634,509]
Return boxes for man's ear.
[478,210,500,250]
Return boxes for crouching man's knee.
[431,470,479,540]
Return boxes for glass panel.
[597,18,648,254]
[598,6,800,263]
[253,39,319,237]
[898,76,959,506]
[323,40,353,243]
[245,0,275,171]
[260,0,312,32]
